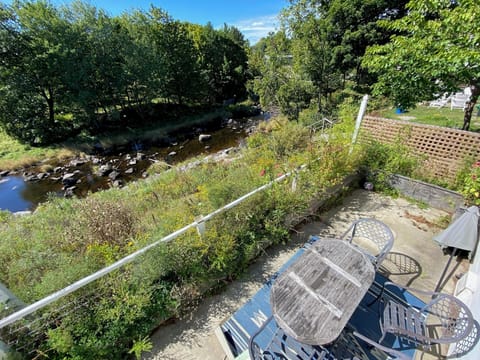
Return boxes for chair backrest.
[353,331,411,360]
[381,282,474,347]
[421,292,474,344]
[341,219,394,270]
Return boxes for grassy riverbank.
[0,105,256,171]
[0,111,362,358]
[0,130,75,171]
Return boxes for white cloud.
[231,14,280,44]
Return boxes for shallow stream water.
[0,117,259,213]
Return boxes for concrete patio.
[145,189,470,360]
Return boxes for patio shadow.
[380,252,422,286]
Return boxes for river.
[0,117,260,213]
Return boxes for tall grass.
[0,114,360,359]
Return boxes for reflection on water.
[0,119,258,213]
[0,177,33,212]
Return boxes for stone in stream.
[64,186,77,197]
[125,168,135,175]
[13,210,32,216]
[168,151,177,157]
[53,166,63,173]
[62,173,77,186]
[112,179,124,188]
[70,158,87,167]
[23,173,38,182]
[36,172,49,180]
[0,170,9,177]
[97,164,112,176]
[198,134,212,142]
[108,170,120,181]
[129,159,137,166]
[136,152,146,161]
[91,157,101,165]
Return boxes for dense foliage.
[0,1,250,144]
[249,0,408,120]
[363,0,480,130]
[0,115,360,358]
[461,160,480,206]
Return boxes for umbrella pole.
[434,248,457,293]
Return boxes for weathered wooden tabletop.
[270,238,375,345]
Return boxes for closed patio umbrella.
[433,206,479,292]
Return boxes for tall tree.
[363,0,480,130]
[195,22,249,104]
[281,0,409,112]
[0,0,74,143]
[250,31,293,110]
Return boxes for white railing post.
[350,95,369,153]
[0,167,302,330]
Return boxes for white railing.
[0,96,368,352]
[0,167,305,330]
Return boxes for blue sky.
[49,0,288,44]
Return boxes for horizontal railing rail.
[0,166,305,330]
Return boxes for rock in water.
[198,134,212,142]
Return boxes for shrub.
[359,140,420,192]
[460,160,480,206]
[63,198,138,252]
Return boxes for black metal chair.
[248,315,329,359]
[248,315,372,360]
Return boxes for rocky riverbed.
[0,117,260,212]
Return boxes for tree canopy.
[363,0,480,130]
[250,0,408,119]
[0,0,250,144]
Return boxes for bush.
[0,117,359,359]
[359,140,420,192]
[460,160,480,206]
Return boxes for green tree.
[363,0,480,130]
[281,0,408,113]
[195,22,249,104]
[325,0,408,87]
[250,31,293,109]
[0,1,76,143]
[282,1,337,112]
[146,7,202,105]
[64,2,133,123]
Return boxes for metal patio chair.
[248,315,329,360]
[341,219,394,270]
[248,315,372,360]
[353,331,411,360]
[378,282,474,349]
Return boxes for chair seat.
[383,300,428,344]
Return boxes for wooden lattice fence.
[359,116,480,182]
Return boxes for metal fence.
[0,168,302,356]
[0,97,370,356]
